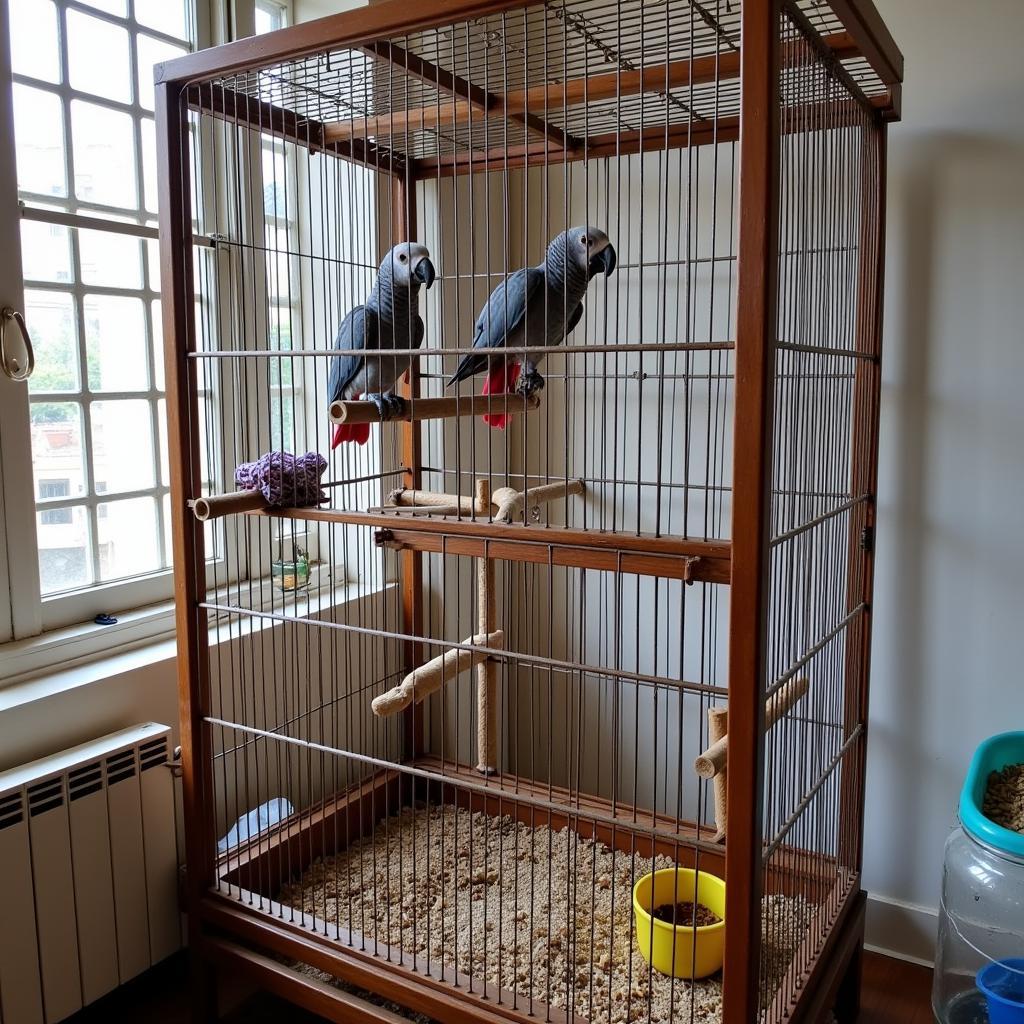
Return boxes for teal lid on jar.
[959,732,1024,859]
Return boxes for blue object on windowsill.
[217,797,294,853]
[959,731,1024,859]
[94,613,118,625]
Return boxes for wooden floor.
[65,949,933,1023]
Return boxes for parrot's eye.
[399,253,408,263]
[580,235,589,246]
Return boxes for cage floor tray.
[277,804,814,1024]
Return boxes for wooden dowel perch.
[694,677,810,781]
[476,482,499,775]
[706,706,729,842]
[370,630,504,718]
[191,490,268,521]
[329,393,541,425]
[385,477,586,524]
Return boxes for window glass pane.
[21,219,72,283]
[270,392,298,451]
[75,0,127,15]
[136,35,187,112]
[91,400,155,494]
[30,402,87,506]
[10,0,61,84]
[66,10,131,104]
[135,0,189,41]
[157,398,169,487]
[262,146,288,220]
[13,84,66,198]
[84,295,148,392]
[141,117,158,212]
[146,237,161,289]
[255,2,286,34]
[71,100,137,208]
[26,290,78,393]
[151,300,165,390]
[98,496,161,580]
[79,228,143,288]
[37,504,92,594]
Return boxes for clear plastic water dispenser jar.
[934,733,1024,1023]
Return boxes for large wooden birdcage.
[155,0,901,1020]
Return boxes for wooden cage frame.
[155,0,901,1020]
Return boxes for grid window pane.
[98,496,160,580]
[13,84,66,198]
[25,289,78,393]
[71,100,137,207]
[66,10,131,104]
[141,118,158,212]
[91,400,155,494]
[75,0,127,15]
[84,295,149,392]
[78,228,144,288]
[21,219,73,283]
[135,0,188,40]
[136,35,188,112]
[37,504,92,594]
[11,0,61,84]
[30,402,87,507]
[13,2,198,599]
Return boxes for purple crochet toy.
[235,451,328,508]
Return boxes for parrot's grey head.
[380,242,436,291]
[548,226,617,280]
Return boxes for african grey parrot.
[446,226,616,427]
[328,242,436,446]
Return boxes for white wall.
[863,0,1024,962]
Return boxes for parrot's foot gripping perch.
[514,368,545,396]
[366,392,407,420]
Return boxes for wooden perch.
[329,393,541,426]
[191,490,268,521]
[491,478,586,523]
[694,677,810,780]
[386,479,490,516]
[707,706,728,842]
[370,630,504,718]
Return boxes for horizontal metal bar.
[197,599,728,698]
[761,724,863,861]
[204,714,728,857]
[21,203,216,247]
[775,340,877,360]
[769,493,869,548]
[765,604,866,702]
[190,341,737,359]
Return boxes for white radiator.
[0,723,180,1024]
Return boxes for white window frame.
[0,0,303,666]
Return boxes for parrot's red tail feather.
[480,362,521,429]
[330,393,371,447]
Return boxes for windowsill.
[0,572,391,712]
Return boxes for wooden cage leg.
[475,504,498,774]
[707,705,729,842]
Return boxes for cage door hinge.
[859,525,874,553]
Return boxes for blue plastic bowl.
[977,959,1024,1024]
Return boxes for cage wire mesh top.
[201,0,887,164]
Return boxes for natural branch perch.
[329,393,541,425]
[370,630,504,718]
[694,677,810,780]
[191,490,268,521]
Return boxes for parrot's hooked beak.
[414,256,436,289]
[589,242,616,278]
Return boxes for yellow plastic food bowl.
[632,868,726,980]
